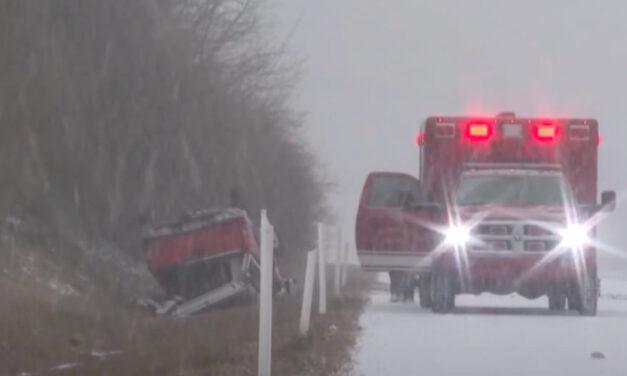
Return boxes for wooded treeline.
[0,0,325,253]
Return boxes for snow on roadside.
[351,275,627,376]
[48,277,78,296]
[16,349,123,376]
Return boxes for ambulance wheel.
[575,273,598,317]
[432,271,454,314]
[418,275,432,309]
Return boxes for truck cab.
[356,112,616,315]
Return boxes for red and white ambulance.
[356,112,616,315]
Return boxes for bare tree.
[0,0,326,255]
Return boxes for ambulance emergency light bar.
[416,115,599,145]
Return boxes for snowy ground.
[352,273,627,376]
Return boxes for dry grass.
[0,246,374,376]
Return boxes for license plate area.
[502,123,523,138]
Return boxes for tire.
[577,274,598,316]
[548,292,566,311]
[568,271,598,316]
[418,275,432,309]
[432,271,455,314]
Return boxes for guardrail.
[258,216,349,375]
[299,222,348,335]
[258,210,274,376]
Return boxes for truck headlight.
[559,225,589,248]
[445,225,470,247]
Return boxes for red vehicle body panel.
[142,208,263,297]
[356,114,601,282]
[424,117,600,291]
[420,116,599,205]
[144,216,258,271]
[472,252,592,280]
[355,172,439,271]
[450,205,595,290]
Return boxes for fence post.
[299,250,317,335]
[258,210,274,376]
[334,229,342,296]
[317,222,327,314]
[341,243,349,287]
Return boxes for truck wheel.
[567,292,581,311]
[548,293,566,311]
[432,271,454,314]
[577,274,599,317]
[418,275,432,308]
[567,272,598,316]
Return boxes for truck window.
[455,174,567,206]
[367,175,429,208]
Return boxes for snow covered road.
[352,275,627,376]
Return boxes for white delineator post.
[299,250,317,335]
[334,229,342,296]
[317,222,327,314]
[341,243,349,287]
[258,210,274,376]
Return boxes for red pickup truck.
[142,208,288,315]
[356,112,616,315]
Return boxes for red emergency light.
[533,123,559,142]
[465,122,492,141]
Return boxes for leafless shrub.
[0,0,326,254]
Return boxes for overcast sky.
[269,0,627,256]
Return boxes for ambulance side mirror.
[601,191,616,212]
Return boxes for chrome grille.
[471,220,560,252]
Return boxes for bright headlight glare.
[559,225,589,248]
[445,225,470,246]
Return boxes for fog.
[8,3,627,374]
[271,0,627,267]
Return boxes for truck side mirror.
[601,190,616,212]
